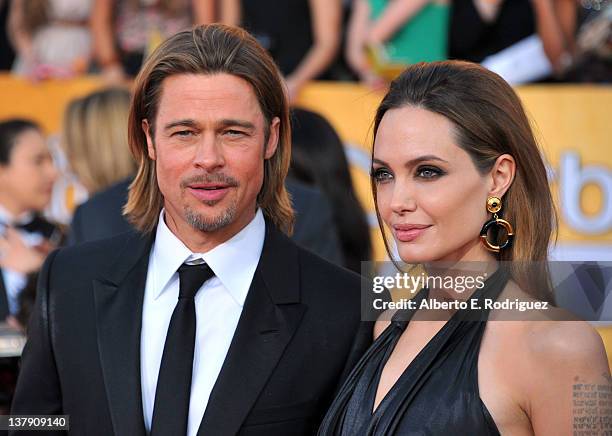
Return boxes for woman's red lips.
[392,224,431,242]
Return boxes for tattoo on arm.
[572,374,612,435]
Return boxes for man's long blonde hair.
[124,24,294,234]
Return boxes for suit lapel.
[197,224,306,436]
[93,232,153,436]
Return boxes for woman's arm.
[527,321,611,435]
[219,0,241,26]
[367,0,432,44]
[193,0,216,25]
[8,0,34,62]
[285,0,342,102]
[346,0,372,78]
[531,0,576,72]
[554,0,577,54]
[90,0,125,82]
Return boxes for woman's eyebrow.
[372,155,448,167]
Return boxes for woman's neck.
[423,240,500,301]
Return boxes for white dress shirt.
[141,208,265,436]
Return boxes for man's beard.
[181,173,240,231]
[184,200,238,232]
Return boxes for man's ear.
[488,154,516,198]
[143,119,156,160]
[264,117,280,160]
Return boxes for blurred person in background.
[565,0,612,83]
[346,0,449,86]
[91,0,215,82]
[61,87,135,196]
[0,119,59,330]
[221,0,342,102]
[8,0,92,79]
[59,88,137,244]
[290,107,371,273]
[449,0,577,83]
[0,0,16,70]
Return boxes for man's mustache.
[180,173,240,188]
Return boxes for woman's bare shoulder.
[516,320,610,433]
[526,320,608,367]
[489,317,609,383]
[488,280,578,322]
[488,280,606,368]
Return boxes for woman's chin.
[396,247,437,264]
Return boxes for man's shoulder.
[297,244,361,285]
[266,224,362,288]
[291,241,366,323]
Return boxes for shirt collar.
[151,208,265,306]
[0,203,34,226]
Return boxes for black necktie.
[150,263,215,436]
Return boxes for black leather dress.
[319,267,510,435]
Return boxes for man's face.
[143,73,279,246]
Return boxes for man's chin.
[184,207,235,233]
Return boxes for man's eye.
[225,129,245,137]
[173,130,194,137]
[416,166,444,179]
[371,168,393,183]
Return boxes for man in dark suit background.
[12,24,370,435]
[68,176,345,266]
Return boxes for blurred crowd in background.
[0,0,610,87]
[0,0,611,408]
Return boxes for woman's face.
[0,129,57,214]
[372,106,496,264]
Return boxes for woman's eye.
[371,168,393,183]
[416,166,443,179]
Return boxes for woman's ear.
[489,154,516,198]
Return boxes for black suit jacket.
[12,222,371,435]
[68,177,344,266]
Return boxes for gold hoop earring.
[479,196,514,253]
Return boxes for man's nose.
[193,133,225,170]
